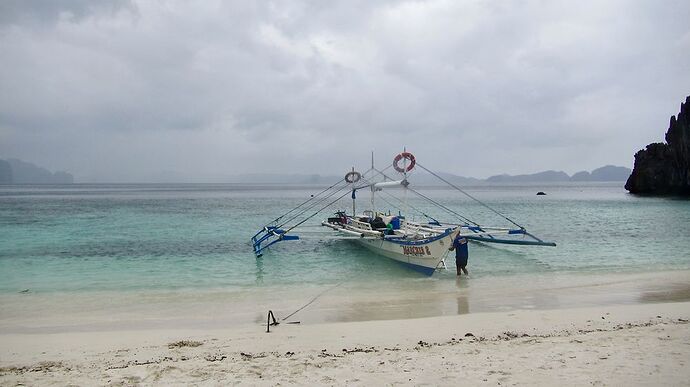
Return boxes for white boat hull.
[353,232,455,276]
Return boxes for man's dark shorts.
[456,256,468,267]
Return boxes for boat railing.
[349,218,373,230]
[345,224,381,237]
[393,223,433,240]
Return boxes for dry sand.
[1,301,689,386]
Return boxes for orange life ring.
[344,171,361,183]
[393,152,416,173]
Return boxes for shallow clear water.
[1,182,689,295]
[1,182,690,332]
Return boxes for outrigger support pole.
[463,234,557,247]
[252,184,365,257]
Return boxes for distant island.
[625,95,690,195]
[485,165,631,183]
[0,158,74,184]
[0,158,630,185]
[222,165,631,185]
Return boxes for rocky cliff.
[625,96,690,195]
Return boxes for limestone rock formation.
[625,96,690,195]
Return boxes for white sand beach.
[1,301,689,386]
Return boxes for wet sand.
[2,269,689,335]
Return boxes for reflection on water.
[638,282,690,303]
[455,277,470,314]
[3,270,690,333]
[456,295,470,315]
[299,270,690,325]
[255,256,264,285]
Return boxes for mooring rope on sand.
[266,281,344,332]
[282,282,343,322]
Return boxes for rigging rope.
[281,282,343,322]
[278,165,390,229]
[375,191,405,214]
[378,189,436,222]
[361,164,394,183]
[277,181,351,229]
[371,167,481,226]
[265,179,346,227]
[360,165,443,222]
[282,187,359,234]
[417,162,525,229]
[406,187,480,227]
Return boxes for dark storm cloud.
[1,0,689,181]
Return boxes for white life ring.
[344,171,362,183]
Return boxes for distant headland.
[0,159,630,186]
[220,165,631,185]
[484,165,630,184]
[0,159,74,184]
[625,95,690,195]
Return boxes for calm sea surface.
[2,182,690,331]
[1,182,689,296]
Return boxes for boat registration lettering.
[402,245,431,256]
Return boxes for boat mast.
[370,151,375,215]
[350,167,356,216]
[403,147,408,220]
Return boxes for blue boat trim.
[395,259,437,276]
[467,225,495,239]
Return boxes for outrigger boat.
[252,151,556,275]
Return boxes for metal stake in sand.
[266,310,279,333]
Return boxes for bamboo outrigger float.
[251,151,556,275]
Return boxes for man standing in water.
[449,232,469,276]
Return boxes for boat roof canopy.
[373,180,407,189]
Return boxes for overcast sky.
[1,0,689,182]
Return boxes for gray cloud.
[1,0,689,181]
[0,0,136,27]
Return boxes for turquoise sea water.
[1,182,689,296]
[1,182,690,332]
